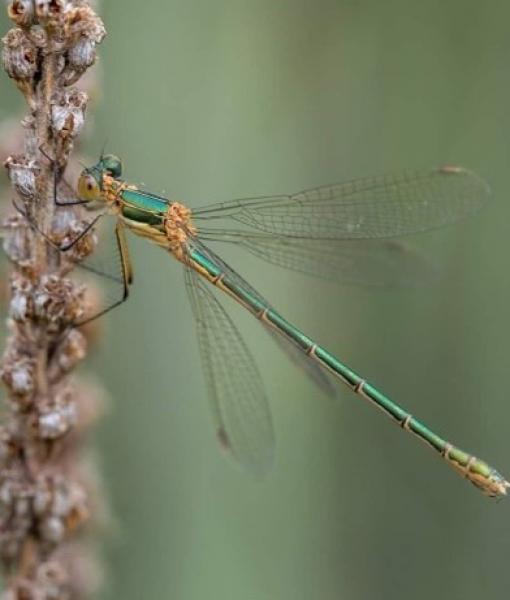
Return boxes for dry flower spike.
[1,1,107,598]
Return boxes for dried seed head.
[33,274,85,331]
[33,474,89,540]
[54,328,87,375]
[10,291,30,322]
[2,214,33,270]
[0,471,32,563]
[51,88,87,141]
[0,472,30,519]
[68,34,96,69]
[4,154,40,199]
[37,407,75,440]
[9,274,34,322]
[29,24,49,49]
[8,360,35,397]
[39,515,65,543]
[64,4,106,45]
[64,377,107,438]
[65,221,97,261]
[1,28,37,81]
[7,1,36,28]
[35,385,78,440]
[52,213,97,262]
[1,337,36,407]
[60,4,106,84]
[34,0,65,22]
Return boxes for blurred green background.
[2,0,510,598]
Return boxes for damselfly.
[21,154,509,497]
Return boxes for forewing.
[193,166,489,240]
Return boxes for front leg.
[12,197,106,253]
[75,220,133,325]
[39,144,90,208]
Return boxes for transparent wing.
[193,166,489,240]
[191,237,337,398]
[184,257,275,475]
[199,233,438,287]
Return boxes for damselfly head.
[77,168,102,202]
[77,154,123,202]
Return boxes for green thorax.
[119,187,168,227]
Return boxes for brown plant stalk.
[0,1,107,597]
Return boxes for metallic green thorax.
[120,189,167,227]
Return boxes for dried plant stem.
[1,1,106,597]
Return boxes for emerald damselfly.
[20,154,509,497]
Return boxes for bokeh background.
[2,1,510,598]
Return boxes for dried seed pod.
[64,4,106,44]
[2,214,33,270]
[4,154,40,199]
[0,474,32,562]
[34,473,89,540]
[33,274,85,331]
[35,385,78,440]
[68,32,95,67]
[1,344,36,407]
[51,88,88,138]
[1,28,37,80]
[5,357,35,397]
[29,24,49,49]
[60,5,105,84]
[52,328,87,376]
[39,515,65,543]
[0,471,32,564]
[8,274,34,322]
[52,213,98,262]
[7,1,36,29]
[34,0,65,22]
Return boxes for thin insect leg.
[12,197,106,252]
[40,144,90,208]
[75,220,132,326]
[12,197,56,246]
[59,213,105,251]
[116,219,133,286]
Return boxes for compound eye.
[77,173,101,201]
[101,154,122,178]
